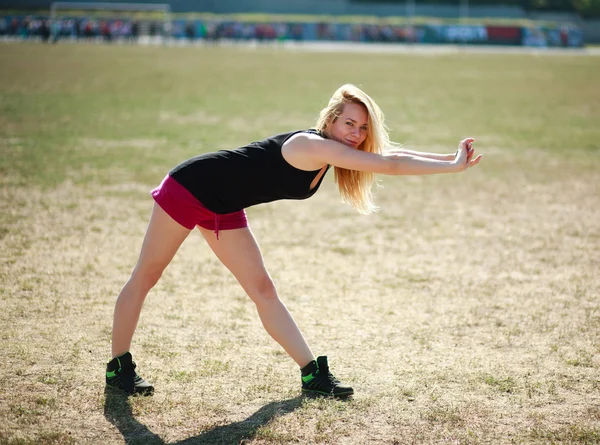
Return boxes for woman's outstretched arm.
[394,148,455,161]
[385,138,482,174]
[284,133,482,176]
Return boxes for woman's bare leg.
[111,203,191,358]
[198,226,314,368]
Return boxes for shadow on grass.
[103,386,305,445]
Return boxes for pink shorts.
[151,175,248,239]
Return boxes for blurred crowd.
[182,21,420,43]
[0,15,584,47]
[0,16,419,43]
[0,16,141,41]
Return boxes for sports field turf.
[0,42,599,444]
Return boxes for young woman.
[106,84,482,397]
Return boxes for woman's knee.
[246,273,278,304]
[130,264,164,292]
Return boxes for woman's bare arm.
[283,133,481,176]
[396,148,455,161]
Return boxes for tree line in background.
[353,0,600,18]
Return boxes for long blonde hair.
[315,84,394,214]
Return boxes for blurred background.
[0,0,597,48]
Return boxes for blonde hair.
[315,84,395,215]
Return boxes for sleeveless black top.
[169,129,330,214]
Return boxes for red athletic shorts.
[151,175,248,239]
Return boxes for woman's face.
[327,102,369,149]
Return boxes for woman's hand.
[453,138,482,172]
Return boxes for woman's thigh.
[133,202,191,276]
[197,226,273,297]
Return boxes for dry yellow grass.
[0,43,599,444]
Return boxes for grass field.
[0,42,599,444]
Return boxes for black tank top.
[169,129,331,214]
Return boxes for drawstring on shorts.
[214,213,220,240]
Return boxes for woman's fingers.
[460,138,480,168]
[467,147,474,162]
[458,138,481,170]
[469,154,483,167]
[461,138,475,149]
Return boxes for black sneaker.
[301,356,354,397]
[106,352,154,396]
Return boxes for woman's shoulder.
[283,128,326,138]
[273,129,324,149]
[284,129,326,143]
[281,130,329,171]
[304,128,328,139]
